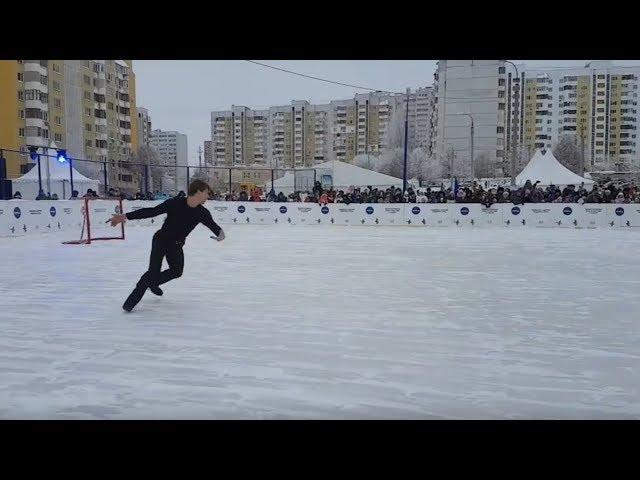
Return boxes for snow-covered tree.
[553,134,582,174]
[474,152,495,178]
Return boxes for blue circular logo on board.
[321,206,329,214]
[13,207,21,219]
[411,206,420,215]
[460,207,469,215]
[279,206,287,214]
[511,206,521,215]
[49,206,56,217]
[237,205,245,213]
[563,207,572,216]
[365,206,374,215]
[615,207,624,216]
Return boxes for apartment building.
[0,59,139,191]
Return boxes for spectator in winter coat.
[12,191,22,199]
[276,192,288,202]
[318,192,329,206]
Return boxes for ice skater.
[109,180,225,312]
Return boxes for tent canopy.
[516,148,594,187]
[12,142,100,199]
[262,160,416,194]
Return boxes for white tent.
[516,149,594,187]
[12,142,100,199]
[262,160,418,194]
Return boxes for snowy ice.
[0,225,639,419]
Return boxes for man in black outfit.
[109,180,225,312]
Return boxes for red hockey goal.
[62,197,125,245]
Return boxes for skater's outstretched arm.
[125,199,171,220]
[109,199,172,226]
[200,209,225,241]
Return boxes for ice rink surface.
[1,224,639,419]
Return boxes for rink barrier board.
[2,200,640,236]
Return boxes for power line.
[245,60,401,95]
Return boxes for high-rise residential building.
[208,88,433,169]
[0,59,139,192]
[431,60,509,178]
[211,106,270,166]
[136,107,152,147]
[513,61,640,172]
[433,59,640,178]
[150,129,188,193]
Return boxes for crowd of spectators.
[13,178,640,205]
[211,179,640,206]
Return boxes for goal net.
[62,197,125,245]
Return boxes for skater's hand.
[109,214,127,227]
[212,230,225,242]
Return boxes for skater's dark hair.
[188,180,211,196]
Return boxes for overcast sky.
[134,60,640,165]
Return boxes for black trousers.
[137,230,184,289]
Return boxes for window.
[85,139,92,147]
[84,75,91,85]
[52,63,60,73]
[17,72,23,81]
[84,91,92,100]
[85,107,91,116]
[54,98,61,108]
[18,91,24,101]
[86,123,92,131]
[597,83,605,88]
[18,128,25,137]
[52,80,60,91]
[597,108,605,113]
[498,79,505,86]
[597,99,604,105]
[42,112,48,121]
[498,66,505,74]
[43,129,49,139]
[597,75,605,79]
[107,102,114,110]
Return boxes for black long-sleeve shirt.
[125,197,222,242]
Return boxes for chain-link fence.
[1,146,318,200]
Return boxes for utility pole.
[463,113,474,179]
[403,87,410,194]
[580,126,585,177]
[505,61,520,186]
